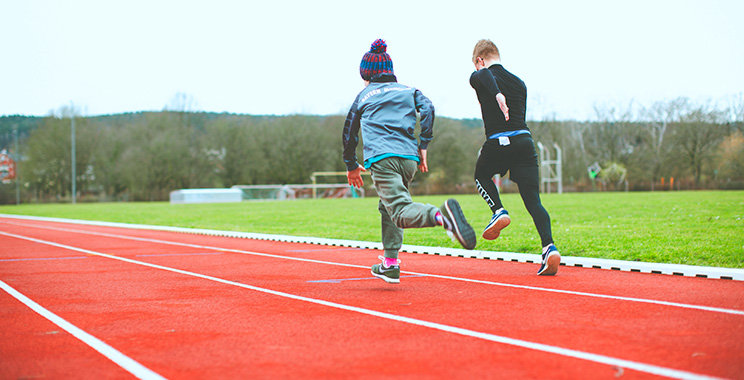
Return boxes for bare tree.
[165,92,199,113]
[639,98,688,190]
[589,102,637,165]
[717,130,744,183]
[671,105,728,186]
[23,105,102,201]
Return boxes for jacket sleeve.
[414,89,435,150]
[470,68,501,97]
[342,95,362,171]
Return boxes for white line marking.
[308,275,426,283]
[0,280,167,380]
[0,256,88,262]
[0,230,727,380]
[3,213,743,280]
[135,252,224,257]
[2,224,743,316]
[409,271,744,316]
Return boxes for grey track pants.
[370,157,440,259]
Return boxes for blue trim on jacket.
[342,74,434,172]
[364,153,419,169]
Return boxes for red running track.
[1,216,743,380]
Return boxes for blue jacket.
[342,74,435,171]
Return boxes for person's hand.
[347,164,366,188]
[496,93,509,121]
[418,149,429,173]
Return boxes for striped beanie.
[360,39,394,81]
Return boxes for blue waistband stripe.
[488,130,531,140]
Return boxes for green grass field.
[1,191,742,268]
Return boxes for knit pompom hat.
[360,39,394,81]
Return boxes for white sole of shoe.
[371,269,400,284]
[443,200,476,249]
[538,251,561,276]
[482,215,511,240]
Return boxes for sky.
[1,0,742,121]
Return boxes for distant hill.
[0,115,44,149]
[0,112,483,149]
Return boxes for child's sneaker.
[371,256,400,284]
[440,199,477,250]
[538,244,561,276]
[482,208,510,240]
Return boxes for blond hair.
[472,39,500,64]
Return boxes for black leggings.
[474,136,554,247]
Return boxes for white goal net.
[231,183,364,200]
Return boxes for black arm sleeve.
[470,68,502,96]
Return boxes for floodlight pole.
[71,115,76,204]
[14,125,20,205]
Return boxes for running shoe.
[538,244,561,276]
[371,255,400,284]
[482,208,511,240]
[440,199,477,250]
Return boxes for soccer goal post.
[537,142,563,194]
[232,183,364,200]
[310,171,370,199]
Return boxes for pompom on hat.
[360,39,394,81]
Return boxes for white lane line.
[135,252,224,257]
[0,280,167,380]
[307,275,427,283]
[410,271,744,316]
[4,213,742,280]
[1,256,88,262]
[0,231,728,380]
[3,224,743,317]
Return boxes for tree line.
[0,96,742,204]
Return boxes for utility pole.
[14,125,20,205]
[71,114,76,204]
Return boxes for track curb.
[2,213,742,281]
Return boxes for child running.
[469,39,561,275]
[342,39,477,284]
